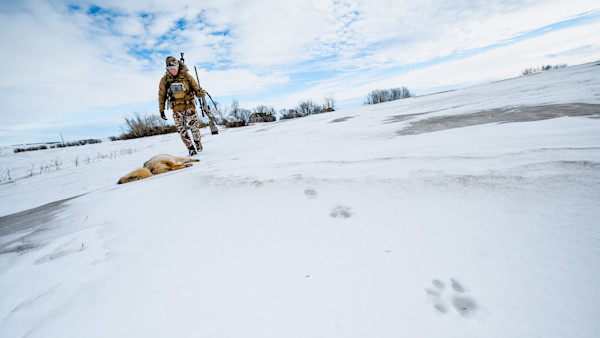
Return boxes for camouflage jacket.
[158,67,201,113]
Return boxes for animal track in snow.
[304,188,317,198]
[330,205,352,219]
[426,278,478,318]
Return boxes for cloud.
[329,0,599,70]
[0,2,161,121]
[287,19,600,109]
[0,0,598,145]
[232,17,600,111]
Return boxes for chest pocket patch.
[170,82,187,99]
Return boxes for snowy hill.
[1,61,600,337]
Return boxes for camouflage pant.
[173,108,202,149]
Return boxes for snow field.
[1,61,600,337]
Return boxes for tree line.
[521,64,567,76]
[363,87,413,105]
[13,139,103,153]
[113,85,414,139]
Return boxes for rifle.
[179,52,219,135]
[194,65,219,135]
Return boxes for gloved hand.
[198,89,206,98]
[160,111,167,120]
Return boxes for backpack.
[166,69,192,103]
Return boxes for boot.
[188,147,197,156]
[195,140,203,152]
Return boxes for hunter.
[158,56,205,155]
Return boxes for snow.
[1,62,600,337]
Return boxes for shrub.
[280,108,301,120]
[118,112,177,140]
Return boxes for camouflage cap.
[165,56,179,67]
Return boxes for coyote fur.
[117,154,199,184]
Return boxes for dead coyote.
[118,154,199,184]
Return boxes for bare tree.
[226,99,252,126]
[253,105,276,115]
[323,97,336,110]
[297,100,322,116]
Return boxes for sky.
[0,0,599,145]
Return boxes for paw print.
[304,188,317,199]
[330,205,352,219]
[426,278,478,318]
